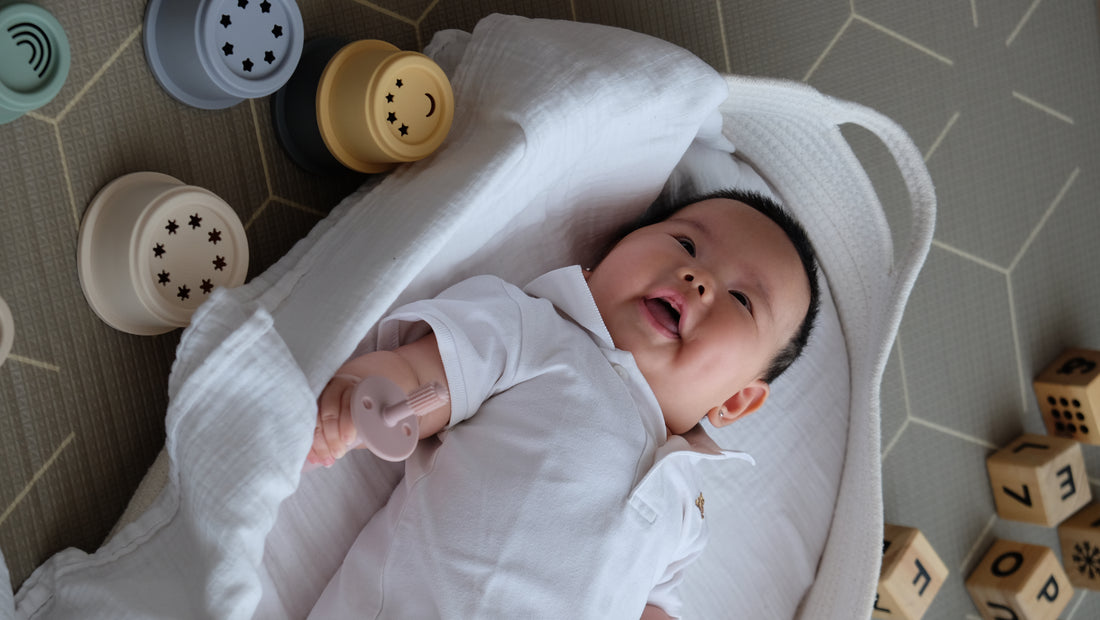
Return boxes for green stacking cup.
[0,2,69,124]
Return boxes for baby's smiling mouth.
[643,297,681,338]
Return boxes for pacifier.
[349,376,449,462]
[306,375,449,471]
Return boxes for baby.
[306,188,820,619]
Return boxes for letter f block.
[873,524,948,619]
[986,434,1091,526]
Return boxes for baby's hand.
[307,374,361,467]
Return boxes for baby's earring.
[718,407,727,419]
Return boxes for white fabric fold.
[15,300,315,620]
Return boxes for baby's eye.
[730,290,751,311]
[676,236,696,257]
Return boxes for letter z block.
[985,434,1091,526]
[1058,501,1100,590]
[1034,347,1100,445]
[965,539,1073,620]
[872,524,948,619]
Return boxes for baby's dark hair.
[615,187,821,384]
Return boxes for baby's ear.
[708,379,769,428]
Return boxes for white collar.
[522,265,615,349]
[661,424,756,465]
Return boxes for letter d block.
[985,434,1091,526]
[1058,501,1100,589]
[872,524,948,619]
[966,539,1073,620]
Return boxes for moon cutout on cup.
[425,93,436,117]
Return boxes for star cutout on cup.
[242,58,254,72]
[189,214,202,229]
[399,124,409,136]
[177,285,191,301]
[387,112,397,124]
[208,229,222,244]
[264,50,275,64]
[165,219,179,235]
[220,14,231,28]
[153,243,165,258]
[238,0,248,8]
[260,0,272,13]
[200,279,214,295]
[157,271,170,285]
[213,255,227,271]
[272,24,283,38]
[222,42,234,56]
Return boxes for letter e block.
[985,434,1091,526]
[1058,501,1100,589]
[966,539,1073,620]
[872,524,948,619]
[1033,347,1100,445]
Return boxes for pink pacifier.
[349,376,448,461]
[304,375,449,472]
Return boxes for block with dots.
[985,434,1091,526]
[1033,347,1100,444]
[1058,501,1100,590]
[965,539,1073,620]
[872,524,948,619]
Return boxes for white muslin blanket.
[2,14,934,620]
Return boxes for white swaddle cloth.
[3,14,934,620]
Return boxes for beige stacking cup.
[316,40,454,173]
[77,172,249,335]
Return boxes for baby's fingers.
[309,424,335,466]
[318,374,360,461]
[339,392,358,449]
[319,401,345,461]
[309,393,337,467]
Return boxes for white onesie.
[308,266,754,619]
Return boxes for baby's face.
[586,198,811,436]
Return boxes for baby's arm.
[308,333,450,466]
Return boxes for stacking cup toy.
[78,172,249,335]
[316,40,454,173]
[0,3,70,124]
[271,37,348,175]
[143,0,303,109]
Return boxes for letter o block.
[872,524,948,619]
[965,539,1073,620]
[1033,348,1100,445]
[985,434,1091,526]
[1058,501,1100,590]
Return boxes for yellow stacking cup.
[316,40,453,173]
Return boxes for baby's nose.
[684,273,705,296]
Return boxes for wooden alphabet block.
[872,524,948,619]
[985,434,1091,526]
[965,539,1073,620]
[1058,501,1100,589]
[1033,347,1100,445]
